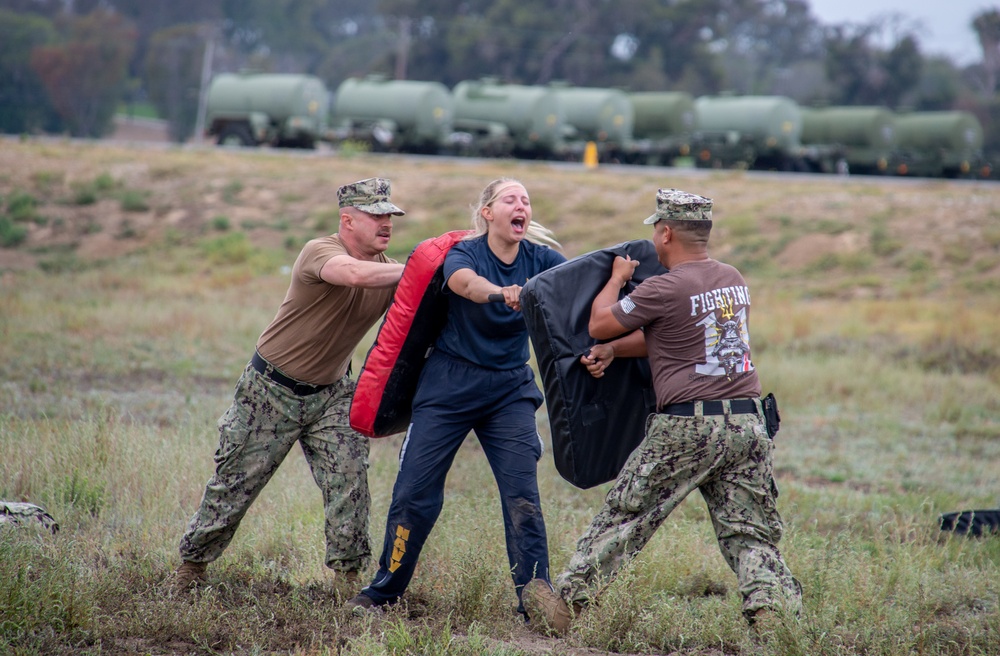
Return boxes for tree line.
[1,0,999,162]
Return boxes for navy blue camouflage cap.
[643,188,712,224]
[337,177,405,216]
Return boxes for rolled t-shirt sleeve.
[443,243,477,290]
[296,239,346,284]
[610,277,664,332]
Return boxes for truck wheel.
[217,125,254,147]
[277,137,315,149]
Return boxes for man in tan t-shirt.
[172,177,406,592]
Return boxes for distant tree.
[910,56,961,110]
[372,0,728,92]
[217,0,354,72]
[0,0,64,18]
[973,9,1000,94]
[574,0,728,95]
[316,31,397,88]
[823,27,871,104]
[771,60,831,104]
[713,0,825,94]
[618,46,671,92]
[104,0,223,89]
[882,35,923,106]
[30,9,137,137]
[328,0,829,95]
[606,0,751,93]
[145,23,205,142]
[111,0,224,34]
[824,21,923,107]
[4,0,979,133]
[0,9,62,134]
[975,96,1000,168]
[470,0,602,84]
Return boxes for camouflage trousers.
[554,403,801,618]
[179,361,371,572]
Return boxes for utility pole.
[193,24,217,143]
[395,17,411,80]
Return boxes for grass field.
[1,140,999,655]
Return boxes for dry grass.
[1,139,999,655]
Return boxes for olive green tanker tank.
[546,84,634,159]
[801,106,898,174]
[330,76,454,153]
[693,95,801,169]
[452,79,567,157]
[691,95,844,172]
[626,91,696,165]
[630,91,696,140]
[204,73,330,148]
[892,111,989,178]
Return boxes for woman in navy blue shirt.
[349,178,566,616]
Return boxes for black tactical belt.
[659,399,758,416]
[251,351,331,396]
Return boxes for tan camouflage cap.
[643,188,712,224]
[337,177,405,216]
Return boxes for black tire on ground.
[217,124,255,147]
[277,137,316,149]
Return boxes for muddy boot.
[346,592,383,616]
[330,570,361,598]
[171,561,207,592]
[522,578,572,637]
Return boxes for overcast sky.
[806,0,990,66]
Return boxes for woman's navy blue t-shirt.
[437,234,565,370]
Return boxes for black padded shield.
[521,240,667,489]
[939,509,1000,537]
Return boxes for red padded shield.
[350,230,472,437]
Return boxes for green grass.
[0,143,998,655]
[117,103,160,120]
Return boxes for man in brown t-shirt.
[524,188,801,634]
[172,178,406,592]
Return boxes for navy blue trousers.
[363,350,550,613]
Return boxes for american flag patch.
[620,296,636,314]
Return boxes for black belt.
[659,399,758,416]
[251,351,331,396]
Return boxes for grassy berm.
[1,139,999,655]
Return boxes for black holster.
[762,392,781,439]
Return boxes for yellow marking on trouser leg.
[389,525,410,572]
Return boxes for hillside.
[2,138,1000,655]
[2,139,999,303]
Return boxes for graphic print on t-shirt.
[693,290,753,380]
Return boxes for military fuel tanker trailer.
[451,79,568,158]
[801,106,898,175]
[891,111,990,179]
[546,84,634,161]
[692,95,844,173]
[330,76,454,154]
[204,73,331,148]
[625,91,697,165]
